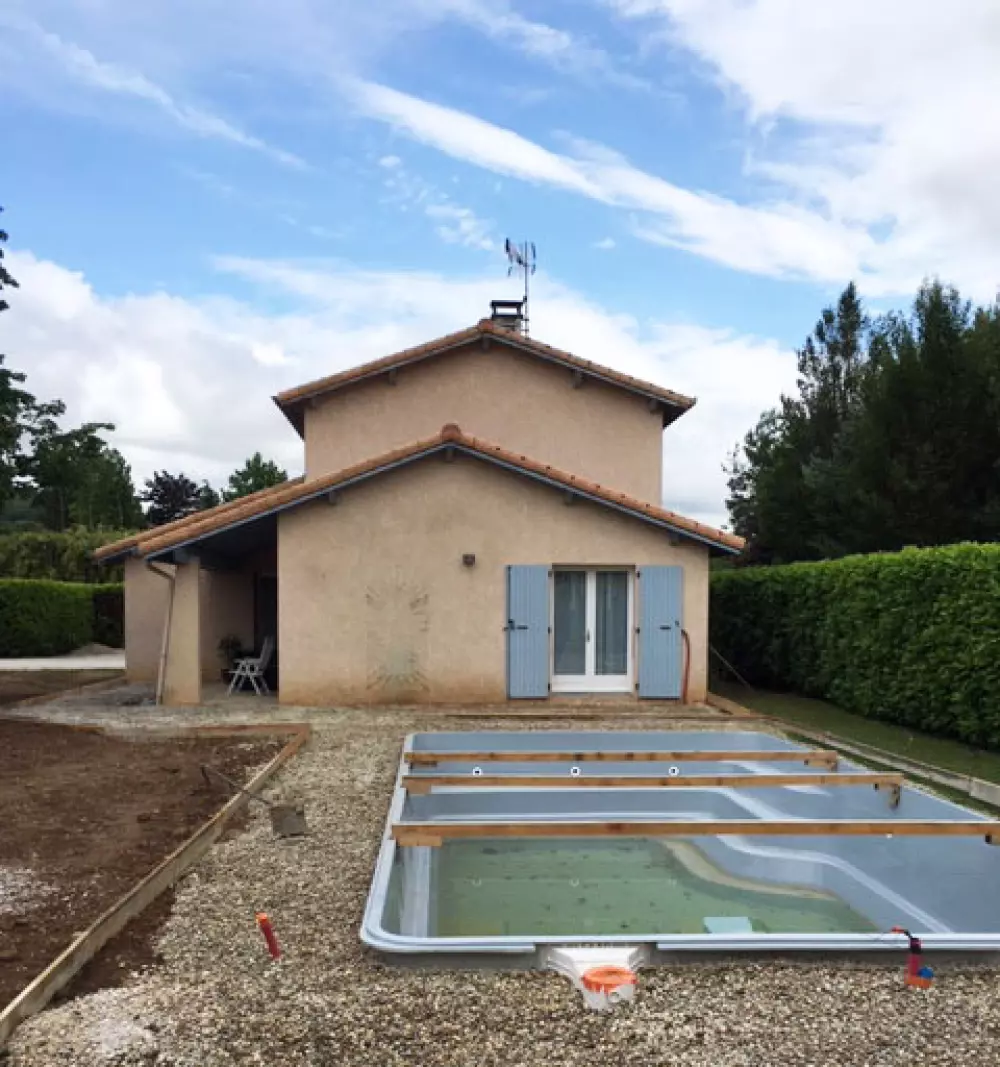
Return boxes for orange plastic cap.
[581,965,637,993]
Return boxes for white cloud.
[420,0,651,90]
[351,79,872,285]
[1,16,306,169]
[425,203,495,251]
[594,237,616,250]
[378,153,496,252]
[378,155,402,169]
[352,81,606,199]
[6,249,794,527]
[605,0,1000,298]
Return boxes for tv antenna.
[504,238,536,336]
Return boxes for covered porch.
[124,513,279,707]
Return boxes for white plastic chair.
[227,636,275,696]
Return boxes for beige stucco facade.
[124,557,172,683]
[199,569,255,681]
[278,452,708,706]
[115,322,732,708]
[303,342,665,504]
[162,559,202,706]
[126,557,257,689]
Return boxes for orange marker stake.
[256,911,281,960]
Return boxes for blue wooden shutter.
[506,565,549,699]
[637,565,683,698]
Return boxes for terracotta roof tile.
[273,321,695,432]
[93,476,306,562]
[124,426,743,559]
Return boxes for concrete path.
[0,653,125,671]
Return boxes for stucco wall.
[303,342,665,504]
[278,453,709,706]
[163,559,202,705]
[199,569,255,681]
[124,557,172,683]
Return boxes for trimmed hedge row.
[710,543,1000,748]
[0,529,132,584]
[0,580,124,657]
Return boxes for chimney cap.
[488,298,524,332]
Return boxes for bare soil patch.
[0,719,280,1008]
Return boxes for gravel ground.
[8,709,1000,1067]
[0,868,49,918]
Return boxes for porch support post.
[162,557,202,706]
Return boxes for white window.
[550,568,633,693]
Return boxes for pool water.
[425,838,876,937]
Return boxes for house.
[95,308,743,706]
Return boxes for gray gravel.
[8,710,1000,1067]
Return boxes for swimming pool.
[361,730,1000,961]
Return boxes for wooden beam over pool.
[404,748,840,769]
[391,818,1000,848]
[402,772,903,794]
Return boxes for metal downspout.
[146,560,176,705]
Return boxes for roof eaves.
[272,321,696,430]
[133,425,742,560]
[480,451,740,552]
[93,477,306,564]
[273,326,481,408]
[139,437,452,560]
[483,323,695,413]
[453,433,742,554]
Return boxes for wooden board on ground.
[405,748,840,768]
[392,817,1000,847]
[402,772,903,793]
[0,723,311,1049]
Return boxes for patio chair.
[227,635,275,696]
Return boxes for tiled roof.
[93,477,306,562]
[273,319,696,433]
[100,425,743,561]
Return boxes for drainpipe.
[146,560,176,705]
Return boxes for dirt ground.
[0,719,281,1009]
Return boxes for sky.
[2,0,999,530]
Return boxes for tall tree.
[0,207,146,530]
[0,206,35,512]
[222,452,288,501]
[726,283,870,562]
[25,410,113,531]
[67,447,145,530]
[727,280,1000,563]
[142,471,219,526]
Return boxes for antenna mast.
[503,239,537,336]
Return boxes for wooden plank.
[408,710,764,723]
[402,772,902,794]
[392,817,1000,847]
[405,748,839,768]
[0,724,311,1049]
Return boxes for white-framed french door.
[550,567,633,693]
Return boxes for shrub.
[92,585,124,648]
[0,579,125,657]
[710,543,1000,748]
[0,528,133,584]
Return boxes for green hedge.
[0,580,124,657]
[710,543,1000,748]
[0,529,133,584]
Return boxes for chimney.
[489,299,525,333]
